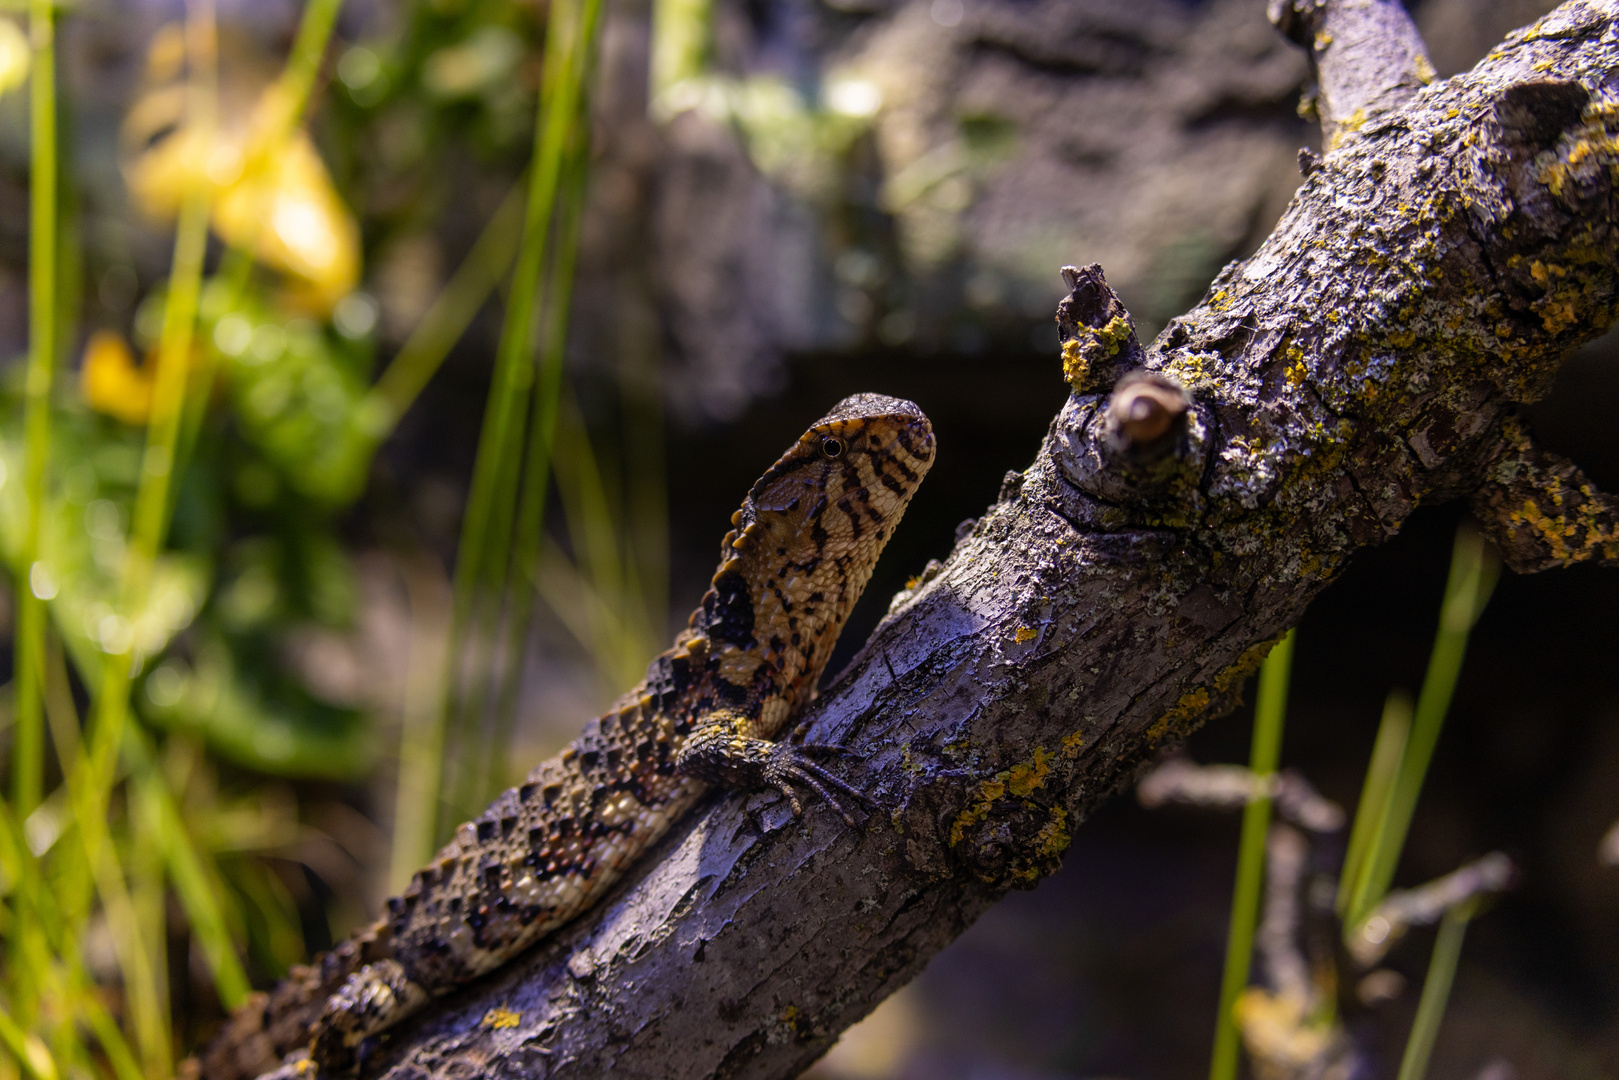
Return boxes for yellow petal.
[0,18,31,99]
[81,330,154,425]
[211,130,360,313]
[121,56,362,316]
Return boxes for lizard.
[197,393,936,1079]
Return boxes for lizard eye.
[820,437,844,459]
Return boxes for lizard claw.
[792,741,861,760]
[765,744,874,826]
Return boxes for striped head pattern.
[690,394,936,731]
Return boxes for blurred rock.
[625,0,1314,421]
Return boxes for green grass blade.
[1396,898,1477,1080]
[429,0,608,838]
[485,0,608,802]
[276,0,343,130]
[1338,690,1412,921]
[129,785,171,1068]
[1209,628,1295,1080]
[0,800,67,1031]
[364,181,525,434]
[1351,527,1497,930]
[12,0,59,825]
[127,729,252,1009]
[485,132,594,800]
[0,1004,57,1080]
[76,791,171,1074]
[85,186,210,833]
[8,0,57,1039]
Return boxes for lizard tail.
[193,918,391,1080]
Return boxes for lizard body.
[199,394,935,1079]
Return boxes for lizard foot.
[763,742,875,825]
[677,712,875,825]
[309,959,430,1074]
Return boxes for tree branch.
[1270,0,1437,151]
[1470,412,1619,570]
[290,3,1619,1077]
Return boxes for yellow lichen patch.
[1529,259,1567,286]
[1280,342,1308,387]
[1060,315,1135,393]
[1538,124,1619,198]
[1061,730,1085,758]
[1413,54,1437,85]
[948,746,1053,846]
[1060,337,1088,390]
[1313,30,1333,51]
[1013,625,1037,644]
[1015,807,1071,884]
[481,1007,521,1029]
[1146,686,1210,746]
[1326,108,1368,152]
[1508,490,1619,565]
[1006,748,1051,797]
[1143,635,1284,746]
[1538,298,1580,334]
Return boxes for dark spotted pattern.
[198,395,934,1080]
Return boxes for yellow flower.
[210,120,361,314]
[0,18,30,99]
[121,27,361,315]
[80,330,153,424]
[80,330,204,425]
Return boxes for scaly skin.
[198,394,935,1079]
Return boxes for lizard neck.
[675,402,933,737]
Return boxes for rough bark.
[312,2,1619,1077]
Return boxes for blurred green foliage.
[0,0,640,1072]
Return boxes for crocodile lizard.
[198,393,935,1079]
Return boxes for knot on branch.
[944,784,1070,890]
[1052,373,1208,520]
[1494,79,1590,153]
[1046,266,1207,519]
[1266,0,1325,50]
[1104,373,1191,465]
[1057,264,1145,394]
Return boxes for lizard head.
[689,395,934,710]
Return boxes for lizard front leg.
[308,959,431,1073]
[676,709,871,824]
